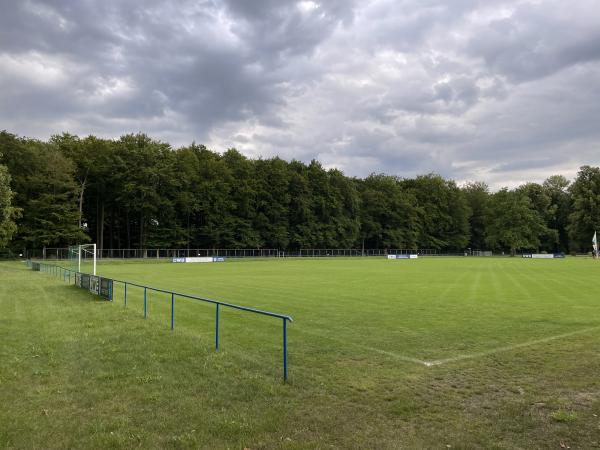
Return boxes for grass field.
[1,257,600,449]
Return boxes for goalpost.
[68,244,97,275]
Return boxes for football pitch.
[2,257,600,448]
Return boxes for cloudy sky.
[1,0,600,187]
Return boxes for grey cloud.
[222,0,356,66]
[1,0,600,188]
[465,1,600,82]
[494,158,558,174]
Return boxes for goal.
[68,244,97,275]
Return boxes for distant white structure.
[387,254,418,260]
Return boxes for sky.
[1,0,600,188]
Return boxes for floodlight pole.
[93,243,97,275]
[78,245,81,273]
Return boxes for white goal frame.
[69,244,97,275]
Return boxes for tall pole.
[93,243,97,275]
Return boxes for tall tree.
[403,174,471,250]
[358,174,420,249]
[221,149,261,247]
[485,188,547,255]
[0,163,19,247]
[172,144,203,248]
[543,175,571,252]
[516,182,559,252]
[287,160,317,248]
[326,169,360,248]
[0,131,87,249]
[462,182,490,250]
[254,158,291,248]
[114,134,175,250]
[568,166,600,252]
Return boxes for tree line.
[0,130,599,255]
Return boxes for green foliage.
[358,174,420,249]
[1,130,599,253]
[516,182,559,251]
[0,131,88,249]
[485,188,547,254]
[568,166,600,251]
[253,158,291,248]
[403,174,471,250]
[462,181,489,250]
[0,164,20,246]
[543,175,571,252]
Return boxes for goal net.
[68,244,97,275]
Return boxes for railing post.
[144,287,147,318]
[283,318,288,383]
[215,303,220,351]
[171,293,175,330]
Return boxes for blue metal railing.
[27,260,293,382]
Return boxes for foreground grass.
[1,258,600,449]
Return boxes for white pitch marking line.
[425,325,600,367]
[356,345,430,366]
[296,324,600,368]
[294,328,431,365]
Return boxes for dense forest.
[0,130,599,255]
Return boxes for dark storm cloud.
[1,0,600,186]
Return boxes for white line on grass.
[425,325,600,366]
[296,323,600,368]
[354,344,431,366]
[294,328,431,365]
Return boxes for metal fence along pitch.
[35,247,443,260]
[27,260,293,382]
